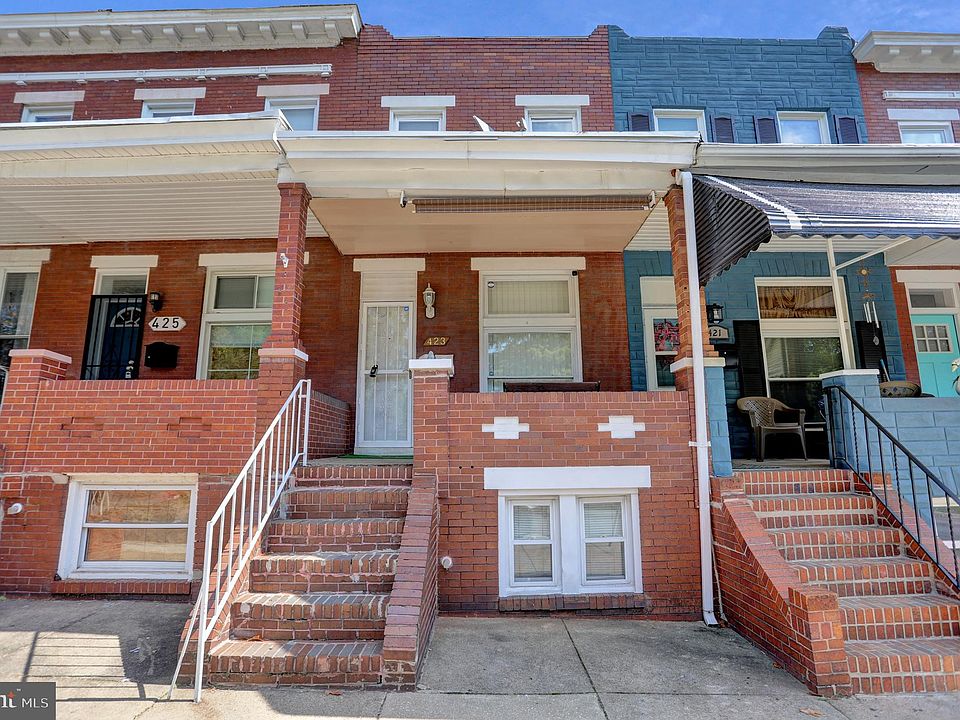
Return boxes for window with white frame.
[524,107,580,132]
[756,279,850,417]
[21,105,74,122]
[480,273,581,391]
[0,269,39,371]
[265,97,320,131]
[389,109,445,131]
[59,480,196,579]
[497,490,641,597]
[640,277,679,390]
[652,109,706,137]
[141,101,195,119]
[776,112,830,144]
[199,272,274,380]
[898,121,955,144]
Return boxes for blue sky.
[3,1,959,40]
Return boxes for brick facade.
[856,64,960,144]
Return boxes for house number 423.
[149,316,187,331]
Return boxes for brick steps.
[754,492,878,530]
[231,592,388,642]
[792,557,934,597]
[207,639,383,687]
[294,464,413,487]
[845,638,960,693]
[769,526,904,561]
[284,486,409,519]
[739,470,852,496]
[266,518,404,553]
[249,550,398,594]
[840,595,960,641]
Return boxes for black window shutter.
[835,115,861,144]
[754,116,780,144]
[855,321,887,375]
[734,320,767,397]
[629,113,651,132]
[711,116,736,143]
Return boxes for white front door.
[356,301,414,453]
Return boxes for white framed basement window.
[755,278,852,415]
[898,121,955,144]
[265,97,320,131]
[21,104,74,122]
[58,477,197,580]
[198,270,274,380]
[776,112,830,144]
[141,100,195,119]
[479,271,582,391]
[652,109,706,137]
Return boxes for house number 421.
[149,316,187,331]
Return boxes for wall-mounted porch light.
[706,302,724,324]
[423,284,436,319]
[148,291,164,312]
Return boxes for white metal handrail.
[167,378,311,702]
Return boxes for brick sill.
[51,579,192,598]
[499,593,646,613]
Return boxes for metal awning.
[692,175,960,283]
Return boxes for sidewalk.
[0,598,955,719]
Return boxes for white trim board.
[896,269,960,284]
[353,258,425,273]
[258,83,330,97]
[134,87,206,100]
[887,108,960,121]
[484,465,652,491]
[516,94,590,107]
[67,472,199,484]
[0,248,50,266]
[90,254,159,269]
[199,251,310,268]
[470,256,585,272]
[381,95,455,108]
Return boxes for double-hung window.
[898,121,955,144]
[652,109,706,137]
[776,112,830,143]
[756,279,851,416]
[142,101,195,119]
[22,105,74,122]
[389,109,445,131]
[200,272,274,380]
[524,108,580,132]
[265,97,320,131]
[480,272,582,391]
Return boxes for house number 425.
[149,316,187,331]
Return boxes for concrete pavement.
[0,598,956,719]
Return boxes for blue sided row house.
[608,25,907,463]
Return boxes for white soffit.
[0,5,362,56]
[886,236,960,267]
[627,202,669,251]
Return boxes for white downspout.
[826,238,854,370]
[679,170,719,626]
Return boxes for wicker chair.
[736,396,807,462]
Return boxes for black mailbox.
[144,342,179,369]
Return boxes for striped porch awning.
[692,175,960,283]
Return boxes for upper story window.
[265,97,320,131]
[390,109,445,132]
[142,101,195,119]
[22,105,74,123]
[898,122,955,144]
[652,109,706,137]
[776,112,830,144]
[516,95,589,133]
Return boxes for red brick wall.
[308,390,354,458]
[350,26,614,132]
[411,369,702,617]
[856,64,960,143]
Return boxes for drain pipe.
[679,170,719,627]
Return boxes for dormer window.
[516,95,589,133]
[381,96,455,132]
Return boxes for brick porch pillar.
[256,183,311,434]
[409,359,454,478]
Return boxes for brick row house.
[0,3,958,697]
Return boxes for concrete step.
[754,493,877,530]
[839,594,960,641]
[207,639,383,687]
[249,551,398,594]
[283,486,409,520]
[791,557,934,597]
[845,637,960,693]
[231,592,388,642]
[266,518,404,553]
[737,469,853,496]
[769,526,904,561]
[294,464,413,488]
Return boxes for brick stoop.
[738,469,960,694]
[205,462,416,688]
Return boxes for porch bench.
[502,381,601,392]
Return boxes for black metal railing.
[824,384,960,591]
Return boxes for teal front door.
[912,313,960,397]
